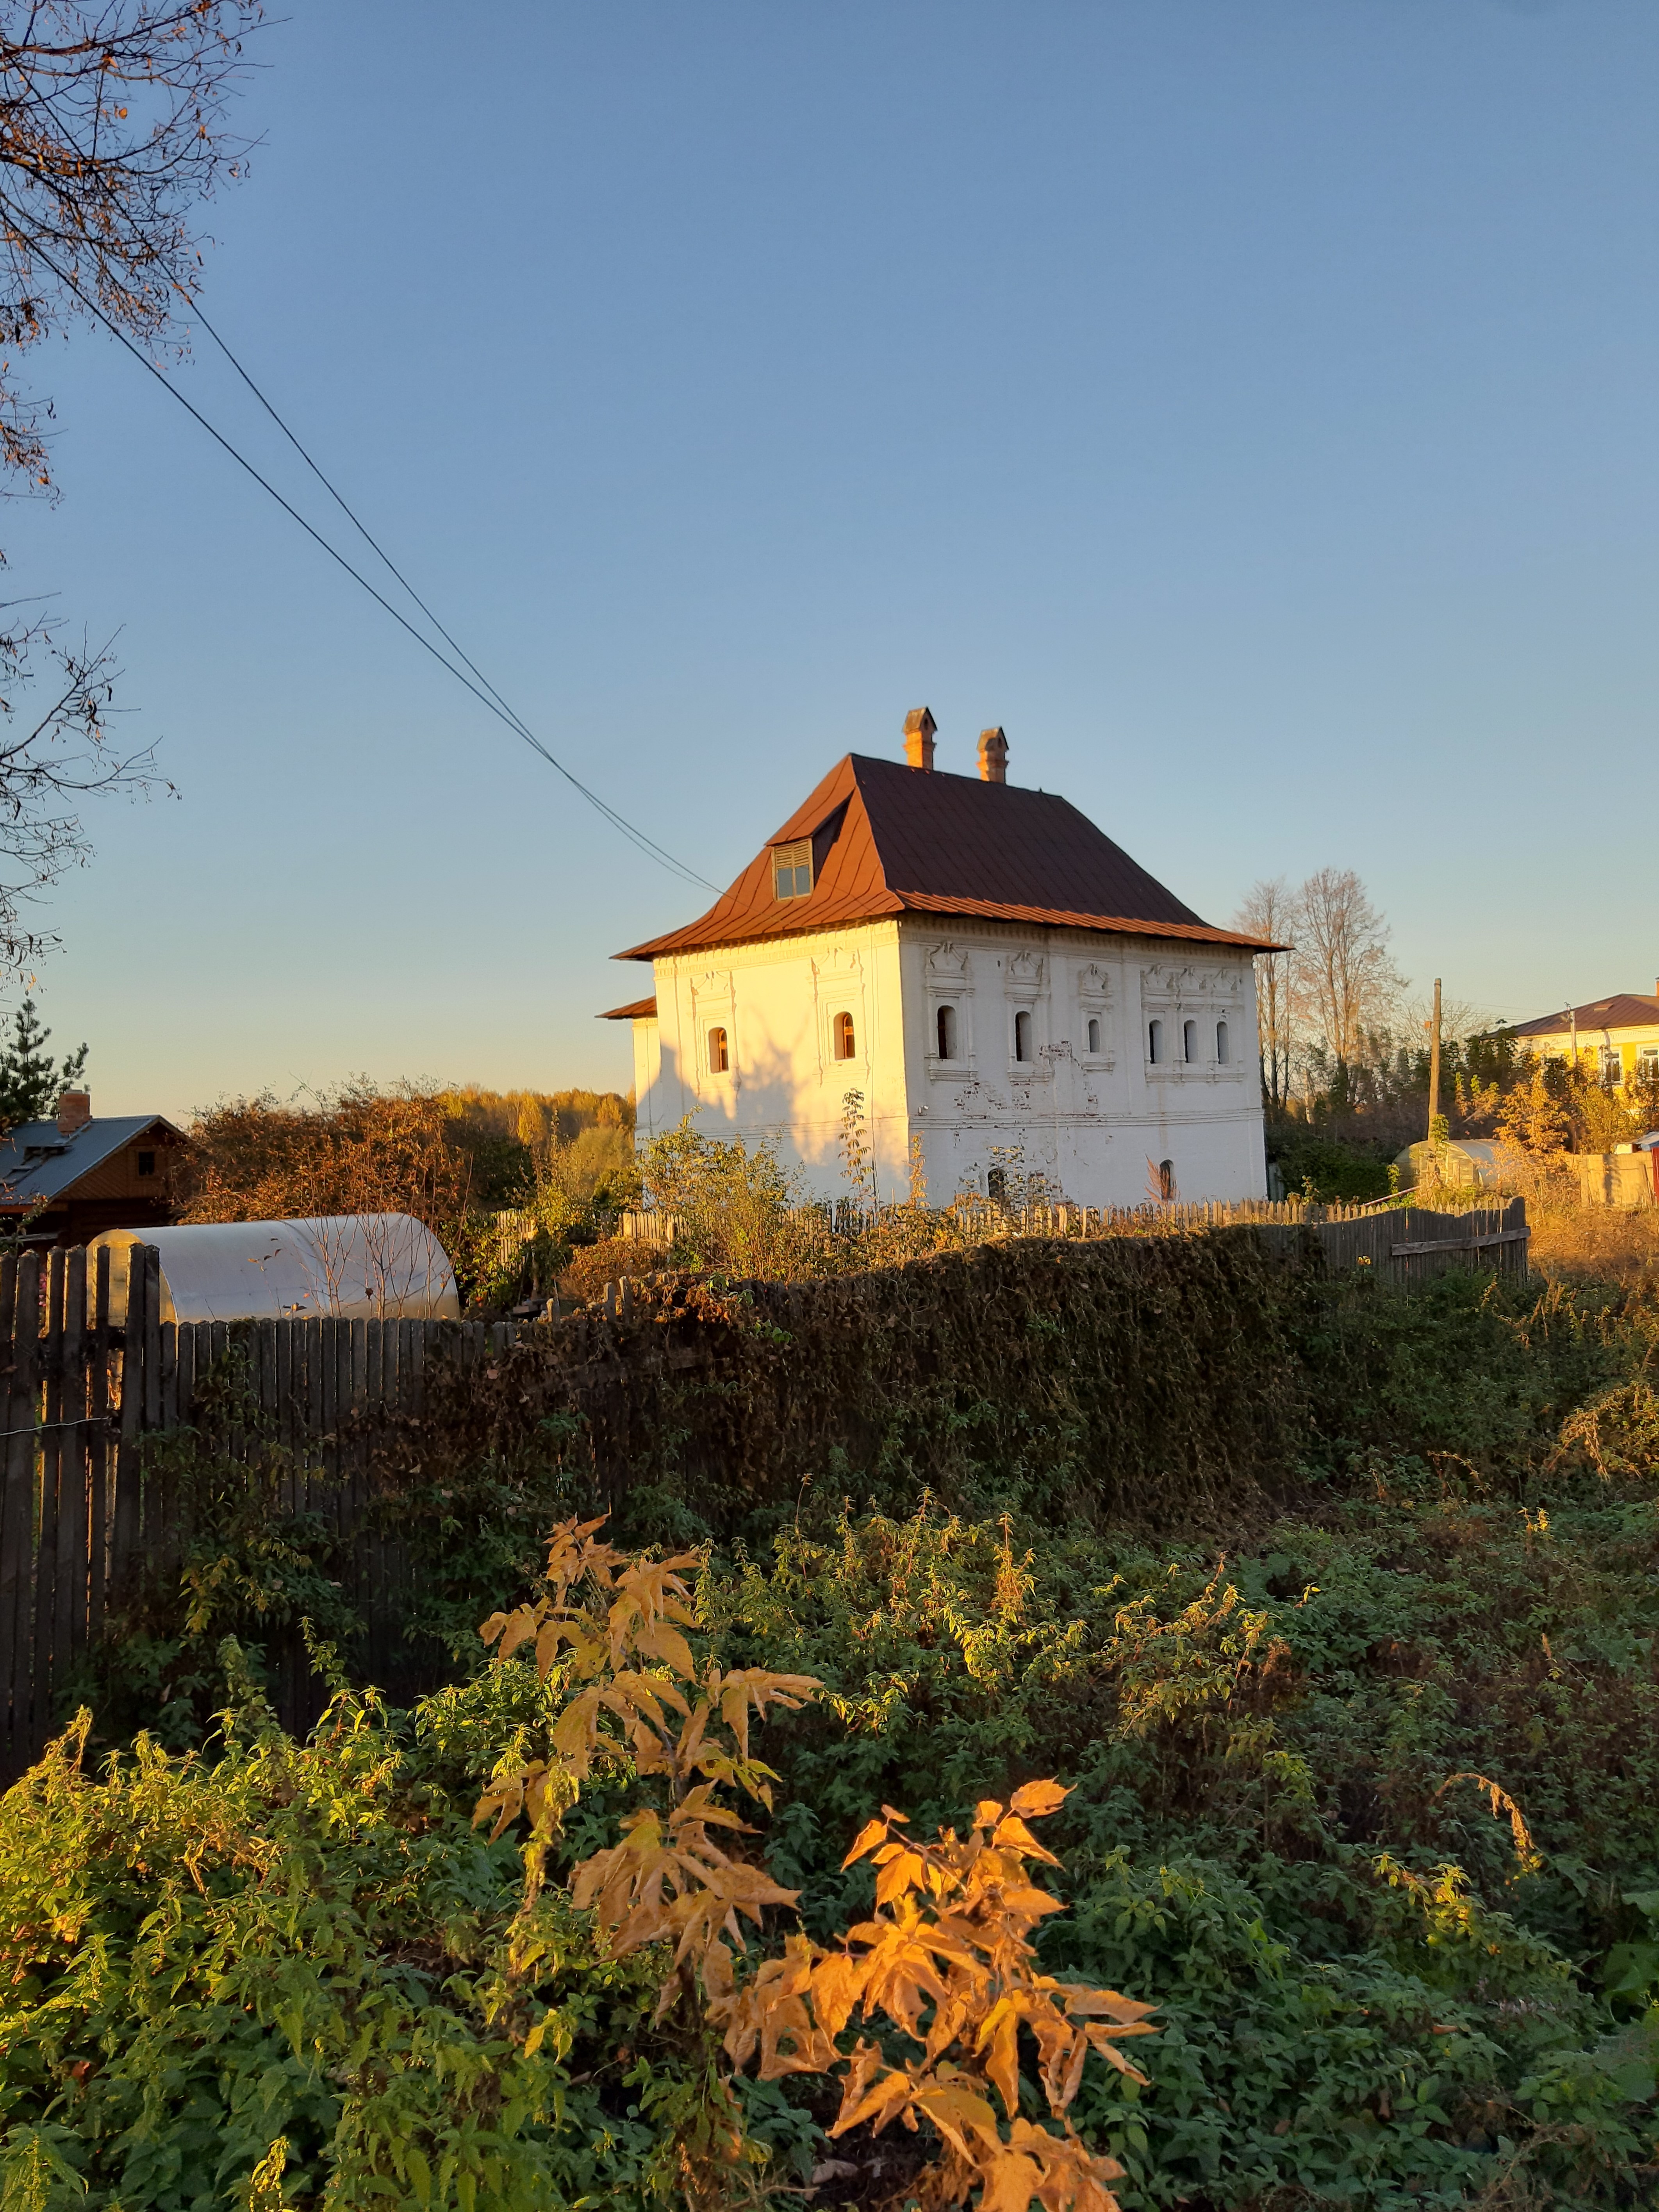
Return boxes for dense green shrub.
[11,1262,1659,2207]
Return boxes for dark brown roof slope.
[598,997,657,1021]
[1506,994,1659,1038]
[618,754,1274,961]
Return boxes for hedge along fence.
[393,1202,1526,1533]
[389,1227,1323,1536]
[2,1204,1526,1773]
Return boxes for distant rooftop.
[1504,993,1659,1039]
[0,1113,181,1210]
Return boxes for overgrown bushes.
[11,1253,1659,2208]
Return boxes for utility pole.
[1427,976,1442,1143]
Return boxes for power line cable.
[182,289,713,887]
[8,219,716,891]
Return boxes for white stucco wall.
[629,918,1267,1207]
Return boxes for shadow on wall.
[643,1027,913,1187]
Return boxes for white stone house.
[603,714,1277,1208]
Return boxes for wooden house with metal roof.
[0,1092,184,1245]
[602,714,1275,1208]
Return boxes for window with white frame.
[1182,1018,1197,1063]
[1013,1009,1033,1063]
[936,1004,958,1060]
[707,1026,729,1074]
[1148,1018,1165,1064]
[1086,1016,1101,1055]
[1601,1045,1623,1086]
[1216,1019,1230,1065]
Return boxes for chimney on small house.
[903,706,937,772]
[978,726,1008,784]
[55,1090,91,1136]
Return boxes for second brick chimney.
[56,1089,91,1136]
[904,707,937,772]
[978,726,1008,784]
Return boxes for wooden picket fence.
[0,1197,1528,1782]
[0,1242,517,1784]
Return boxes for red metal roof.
[598,996,658,1021]
[1506,994,1659,1038]
[617,754,1277,962]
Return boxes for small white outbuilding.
[87,1214,460,1325]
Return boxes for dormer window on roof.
[772,838,813,900]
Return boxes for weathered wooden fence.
[0,1243,517,1783]
[0,1198,1527,1782]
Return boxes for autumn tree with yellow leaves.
[475,1516,1157,2212]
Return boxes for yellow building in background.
[1504,985,1659,1086]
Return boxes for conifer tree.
[0,1001,87,1130]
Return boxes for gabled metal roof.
[617,753,1279,962]
[1504,995,1659,1038]
[0,1114,182,1210]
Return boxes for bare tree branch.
[0,605,170,969]
[1233,876,1295,1111]
[0,0,263,499]
[1289,867,1403,1082]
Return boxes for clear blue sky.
[7,0,1656,1117]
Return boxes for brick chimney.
[978,726,1008,784]
[55,1090,91,1136]
[903,707,937,772]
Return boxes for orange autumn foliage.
[474,1518,1157,2212]
[717,1787,1156,2212]
[473,1515,821,2010]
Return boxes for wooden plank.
[33,1252,66,1739]
[305,1319,325,1509]
[112,1247,146,1592]
[1390,1227,1530,1259]
[0,1255,22,1777]
[159,1317,178,1433]
[58,1246,88,1672]
[410,1319,426,1418]
[347,1319,367,1554]
[275,1316,294,1474]
[5,1254,41,1769]
[87,1247,111,1647]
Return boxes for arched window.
[1158,1158,1175,1202]
[1013,1009,1033,1062]
[707,1026,729,1074]
[1182,1019,1197,1063]
[833,1010,856,1061]
[987,1166,1007,1203]
[1148,1019,1164,1064]
[1086,1017,1101,1055]
[936,1004,957,1060]
[1216,1019,1229,1065]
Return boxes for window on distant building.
[1601,1046,1623,1086]
[1148,1018,1165,1064]
[708,1026,729,1074]
[1216,1020,1229,1065]
[1013,1009,1033,1062]
[1183,1019,1197,1063]
[833,1010,856,1060]
[937,1004,958,1060]
[136,1150,156,1177]
[772,839,813,899]
[1086,1016,1101,1054]
[1158,1158,1176,1202]
[1639,1047,1659,1081]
